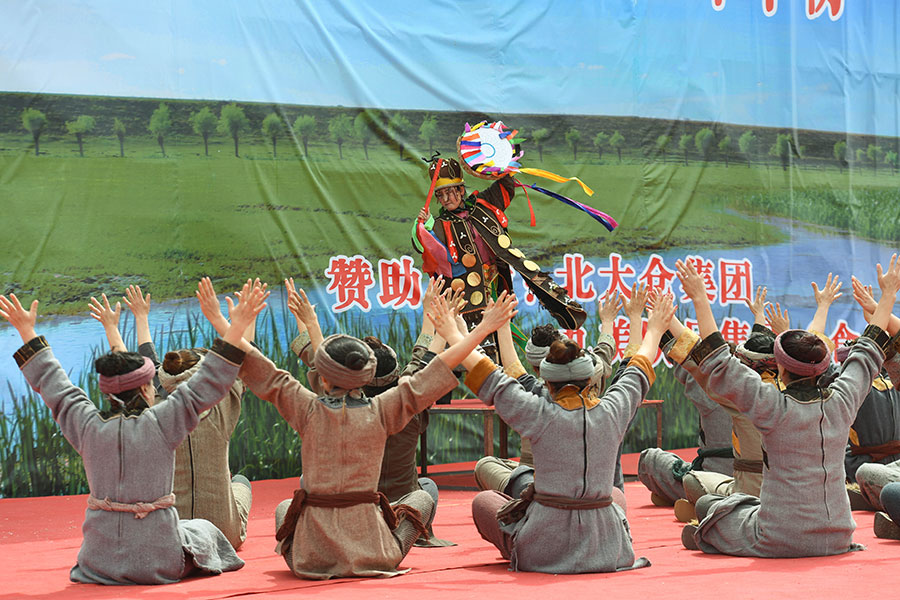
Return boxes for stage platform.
[3,455,898,600]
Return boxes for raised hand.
[765,302,790,334]
[744,285,769,324]
[647,291,677,336]
[417,207,430,223]
[426,294,459,342]
[422,276,444,314]
[675,259,709,304]
[877,254,900,296]
[811,273,842,307]
[123,285,151,319]
[443,285,466,316]
[196,277,229,335]
[599,290,622,323]
[851,276,877,318]
[623,282,648,321]
[89,293,121,331]
[0,293,38,343]
[226,279,268,335]
[478,291,519,334]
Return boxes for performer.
[0,281,266,585]
[675,258,900,557]
[413,155,587,350]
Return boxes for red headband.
[773,330,831,377]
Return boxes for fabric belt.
[732,459,765,474]
[275,489,427,543]
[87,493,175,519]
[850,440,900,461]
[496,483,612,526]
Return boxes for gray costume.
[467,356,653,573]
[14,336,245,585]
[638,358,734,503]
[679,327,889,557]
[846,375,900,482]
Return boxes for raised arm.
[676,259,718,339]
[287,278,324,353]
[872,255,900,331]
[852,275,900,335]
[428,291,518,372]
[89,293,126,352]
[622,282,648,357]
[808,273,842,333]
[764,301,791,334]
[123,285,153,347]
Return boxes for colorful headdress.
[428,157,464,190]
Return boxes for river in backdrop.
[2,216,897,413]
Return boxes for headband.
[314,334,377,391]
[98,356,156,394]
[368,343,401,388]
[539,354,595,383]
[524,338,551,368]
[774,330,832,377]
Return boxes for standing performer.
[413,156,586,357]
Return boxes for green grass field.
[9,129,898,314]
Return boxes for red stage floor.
[2,462,899,600]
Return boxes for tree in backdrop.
[694,127,714,162]
[771,133,792,171]
[531,128,550,162]
[885,150,898,175]
[261,112,283,158]
[22,108,47,156]
[565,127,581,160]
[419,114,438,152]
[65,115,95,157]
[148,103,172,158]
[388,113,412,159]
[113,118,126,157]
[655,134,670,163]
[609,130,625,163]
[190,107,218,157]
[739,130,758,167]
[718,135,733,168]
[678,133,692,166]
[592,131,609,161]
[293,114,316,157]
[855,147,867,171]
[353,111,376,160]
[218,103,250,158]
[866,144,884,174]
[833,140,848,174]
[328,113,353,160]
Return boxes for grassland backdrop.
[3,91,900,497]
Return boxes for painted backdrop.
[2,0,899,496]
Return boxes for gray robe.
[638,361,734,502]
[681,333,885,557]
[470,359,652,573]
[16,338,245,584]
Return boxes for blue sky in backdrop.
[1,0,898,136]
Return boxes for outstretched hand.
[851,276,877,319]
[478,291,519,334]
[89,293,121,331]
[623,282,648,321]
[675,259,709,304]
[123,285,151,319]
[765,301,790,334]
[422,276,444,314]
[599,290,622,323]
[877,254,900,296]
[744,285,769,321]
[0,293,38,343]
[811,273,842,307]
[226,279,269,337]
[647,291,677,336]
[426,294,459,342]
[196,277,229,335]
[285,278,316,326]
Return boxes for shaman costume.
[14,336,245,584]
[238,336,459,579]
[413,158,586,331]
[677,326,892,557]
[467,353,654,573]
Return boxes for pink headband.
[773,330,831,377]
[98,356,156,394]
